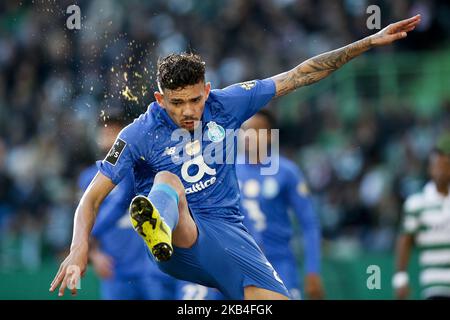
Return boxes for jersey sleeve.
[400,195,421,235]
[285,164,322,274]
[98,123,141,185]
[215,78,276,125]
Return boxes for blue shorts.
[268,255,301,300]
[154,214,290,300]
[100,273,177,300]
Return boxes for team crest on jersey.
[206,121,225,142]
[240,80,256,90]
[105,138,126,166]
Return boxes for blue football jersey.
[98,79,275,222]
[236,156,321,274]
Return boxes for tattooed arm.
[272,15,421,97]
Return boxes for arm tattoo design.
[272,37,373,97]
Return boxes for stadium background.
[0,0,449,299]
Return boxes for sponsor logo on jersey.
[181,155,216,184]
[178,137,217,194]
[185,176,217,194]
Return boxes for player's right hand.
[49,245,88,297]
[395,285,410,300]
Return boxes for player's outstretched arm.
[271,14,421,97]
[49,172,116,296]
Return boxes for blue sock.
[147,183,179,231]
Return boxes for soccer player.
[237,110,324,300]
[78,114,177,299]
[393,134,450,300]
[50,15,421,300]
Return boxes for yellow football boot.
[129,195,173,261]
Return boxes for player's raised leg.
[129,171,197,261]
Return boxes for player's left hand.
[49,245,88,297]
[305,273,325,300]
[370,14,421,47]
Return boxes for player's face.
[155,81,211,132]
[97,124,123,154]
[429,153,450,187]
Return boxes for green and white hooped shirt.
[402,182,450,298]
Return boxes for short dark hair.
[157,53,206,91]
[255,109,277,129]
